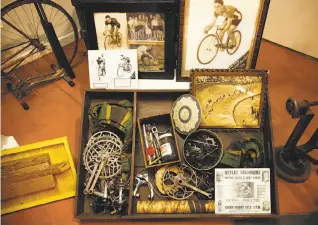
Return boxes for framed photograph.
[73,0,178,80]
[190,69,268,130]
[177,0,270,81]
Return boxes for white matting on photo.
[215,168,271,214]
[94,13,128,50]
[88,50,138,89]
[184,0,261,70]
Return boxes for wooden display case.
[75,90,279,221]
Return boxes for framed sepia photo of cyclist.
[177,0,270,81]
[73,0,179,80]
[190,69,268,130]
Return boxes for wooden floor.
[1,39,318,225]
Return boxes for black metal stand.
[275,98,318,183]
[34,3,75,79]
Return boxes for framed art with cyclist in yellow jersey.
[177,0,270,81]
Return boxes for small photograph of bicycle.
[94,13,128,50]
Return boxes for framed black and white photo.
[177,0,270,81]
[72,0,179,80]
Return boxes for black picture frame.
[190,69,268,132]
[176,0,271,82]
[72,0,179,80]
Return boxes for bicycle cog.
[86,131,122,149]
[162,164,198,200]
[83,137,123,179]
[155,166,169,195]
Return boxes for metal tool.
[133,173,154,200]
[151,126,162,163]
[142,124,149,148]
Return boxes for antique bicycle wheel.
[104,35,114,50]
[197,34,219,64]
[126,63,132,73]
[117,66,124,77]
[116,32,122,47]
[1,0,78,78]
[142,56,151,66]
[226,30,242,55]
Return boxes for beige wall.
[2,0,80,30]
[263,0,318,58]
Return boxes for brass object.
[137,200,215,213]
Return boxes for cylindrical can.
[158,132,178,162]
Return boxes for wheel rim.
[1,0,78,78]
[104,35,111,49]
[117,66,124,77]
[117,33,122,47]
[143,57,150,66]
[227,31,241,55]
[197,35,219,64]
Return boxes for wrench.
[151,126,162,161]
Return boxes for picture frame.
[177,0,270,81]
[190,69,268,131]
[72,0,179,80]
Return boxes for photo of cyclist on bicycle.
[104,15,121,41]
[204,0,242,49]
[96,54,106,80]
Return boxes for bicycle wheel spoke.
[55,18,69,28]
[6,13,23,34]
[1,35,23,44]
[50,7,60,24]
[2,17,32,41]
[49,5,54,21]
[1,27,27,40]
[6,47,38,74]
[22,5,37,37]
[2,42,32,65]
[1,40,30,52]
[13,9,31,38]
[29,4,38,36]
[34,4,42,36]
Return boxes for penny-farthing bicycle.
[197,26,242,65]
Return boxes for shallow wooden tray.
[75,90,279,221]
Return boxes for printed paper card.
[88,49,138,89]
[215,168,271,214]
